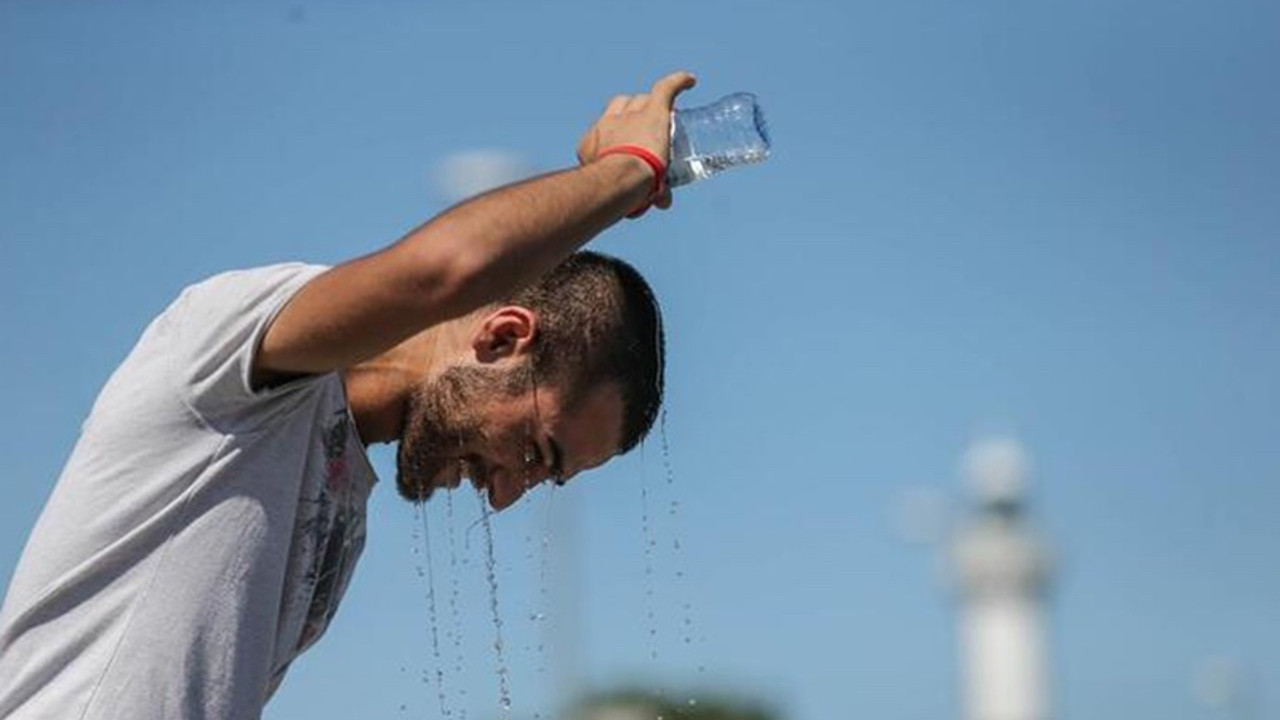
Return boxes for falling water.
[536,487,554,675]
[413,501,453,719]
[659,410,698,659]
[639,444,660,662]
[660,409,708,702]
[475,488,513,713]
[408,509,424,717]
[529,486,560,720]
[445,489,468,719]
[519,526,539,720]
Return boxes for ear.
[472,306,539,364]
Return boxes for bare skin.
[251,71,697,510]
[342,305,624,510]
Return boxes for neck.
[343,326,458,444]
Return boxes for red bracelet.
[596,144,667,216]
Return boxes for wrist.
[595,145,667,217]
[594,150,654,187]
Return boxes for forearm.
[252,71,694,382]
[255,155,653,378]
[393,152,652,319]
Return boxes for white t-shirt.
[0,264,379,719]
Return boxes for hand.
[577,70,697,212]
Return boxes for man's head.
[396,250,664,510]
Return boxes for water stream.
[414,502,453,719]
[444,489,469,718]
[475,488,513,713]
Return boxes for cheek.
[477,423,521,461]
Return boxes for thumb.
[650,70,697,109]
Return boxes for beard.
[394,363,530,502]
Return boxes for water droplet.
[413,503,453,719]
[476,489,512,711]
[688,698,698,707]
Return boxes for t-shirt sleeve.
[169,262,332,430]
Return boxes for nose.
[490,488,522,512]
[487,465,544,512]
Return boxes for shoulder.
[182,263,331,304]
[169,263,333,424]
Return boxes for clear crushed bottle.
[667,92,771,188]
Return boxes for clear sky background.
[2,2,1278,719]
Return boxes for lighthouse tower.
[950,438,1053,720]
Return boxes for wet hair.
[503,250,664,454]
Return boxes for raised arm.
[253,71,696,386]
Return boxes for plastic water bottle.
[667,92,771,188]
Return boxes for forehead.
[542,381,625,475]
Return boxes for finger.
[649,70,697,108]
[605,95,630,115]
[623,93,650,112]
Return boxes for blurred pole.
[1192,655,1257,720]
[949,438,1054,720]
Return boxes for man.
[0,70,697,719]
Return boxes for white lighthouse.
[950,438,1054,720]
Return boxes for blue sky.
[2,2,1278,719]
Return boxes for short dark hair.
[504,250,664,454]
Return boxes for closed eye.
[526,433,565,486]
[546,435,565,485]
